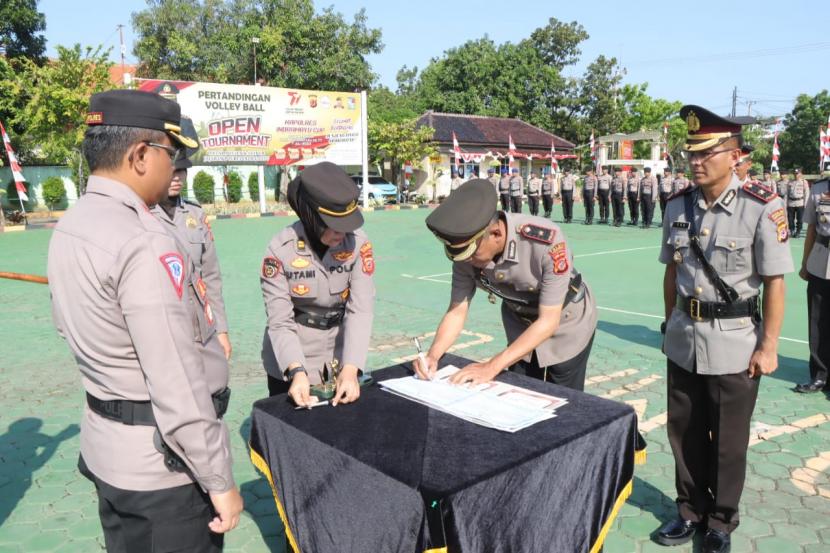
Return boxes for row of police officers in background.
[46,89,829,553]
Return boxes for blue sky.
[41,0,828,119]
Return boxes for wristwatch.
[285,366,307,381]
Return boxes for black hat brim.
[319,208,364,233]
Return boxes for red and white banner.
[452,131,460,173]
[1,120,28,202]
[771,118,781,173]
[508,134,516,169]
[661,121,669,160]
[589,131,596,169]
[821,115,830,169]
[550,141,559,174]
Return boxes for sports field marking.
[574,246,661,258]
[749,413,830,446]
[389,330,493,363]
[600,374,663,399]
[791,451,830,498]
[585,368,639,385]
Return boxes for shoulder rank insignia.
[291,257,310,269]
[741,181,776,203]
[518,224,554,244]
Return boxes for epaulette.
[182,198,202,208]
[741,181,776,203]
[517,223,555,244]
[666,186,694,202]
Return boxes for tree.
[368,119,436,187]
[41,176,67,212]
[227,170,242,203]
[368,86,420,124]
[132,0,383,90]
[778,90,830,172]
[527,18,588,70]
[193,170,215,204]
[618,83,683,162]
[0,0,46,63]
[248,171,259,202]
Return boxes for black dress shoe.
[702,529,730,553]
[795,379,827,393]
[655,517,698,546]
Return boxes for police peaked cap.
[425,179,498,262]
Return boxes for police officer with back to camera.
[597,165,612,224]
[527,170,541,216]
[659,166,673,220]
[627,168,641,225]
[655,105,792,553]
[47,90,243,553]
[788,168,807,237]
[413,178,597,390]
[150,120,232,360]
[260,162,375,406]
[509,167,524,213]
[542,170,555,218]
[639,166,658,227]
[560,167,576,223]
[795,171,830,394]
[499,167,511,211]
[582,167,597,224]
[610,168,626,226]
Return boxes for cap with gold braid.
[680,105,744,152]
[294,162,363,233]
[426,179,499,262]
[86,89,198,149]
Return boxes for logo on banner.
[160,253,185,299]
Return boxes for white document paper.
[379,365,568,432]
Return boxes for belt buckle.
[689,298,704,322]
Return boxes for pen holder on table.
[310,381,336,400]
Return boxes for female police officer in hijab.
[260,162,375,407]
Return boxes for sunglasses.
[143,141,184,162]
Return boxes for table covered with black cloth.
[249,354,639,553]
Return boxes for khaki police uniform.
[449,212,597,389]
[787,177,807,236]
[597,172,612,223]
[659,172,674,219]
[527,175,541,216]
[660,174,793,534]
[582,174,597,224]
[639,174,659,227]
[673,175,690,195]
[509,173,524,213]
[488,173,500,193]
[560,173,576,223]
[499,173,511,211]
[151,199,228,333]
[260,222,375,390]
[801,178,830,388]
[776,177,789,201]
[627,173,641,224]
[611,174,626,226]
[762,176,776,192]
[541,174,554,218]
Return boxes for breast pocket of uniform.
[327,266,352,301]
[713,235,752,274]
[187,228,205,260]
[288,278,318,300]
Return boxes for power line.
[627,41,830,67]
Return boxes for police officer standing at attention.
[542,171,555,218]
[151,121,232,360]
[260,162,375,406]
[611,168,626,226]
[527,170,541,216]
[627,168,641,225]
[414,179,597,390]
[509,167,524,213]
[48,90,243,552]
[788,168,807,237]
[639,167,658,228]
[673,168,690,195]
[795,172,830,393]
[487,167,500,193]
[499,167,511,211]
[655,105,792,553]
[659,167,673,221]
[597,165,612,224]
[582,167,597,224]
[777,170,790,201]
[762,170,776,192]
[560,167,576,223]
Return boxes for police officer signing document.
[413,179,597,390]
[260,162,375,407]
[655,106,792,553]
[48,90,242,552]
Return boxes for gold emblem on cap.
[496,272,505,281]
[686,111,701,132]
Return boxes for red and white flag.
[589,131,595,163]
[821,115,830,169]
[550,141,559,174]
[0,120,28,202]
[771,119,781,173]
[452,131,460,173]
[508,134,516,169]
[662,121,669,160]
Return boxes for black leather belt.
[817,234,830,247]
[294,307,345,329]
[87,387,231,426]
[504,274,585,323]
[677,295,760,322]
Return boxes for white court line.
[574,246,660,258]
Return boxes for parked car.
[349,175,399,204]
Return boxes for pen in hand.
[413,337,432,380]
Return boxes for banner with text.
[136,79,363,166]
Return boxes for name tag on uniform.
[672,221,690,229]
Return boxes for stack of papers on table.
[379,365,568,432]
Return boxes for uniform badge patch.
[672,221,690,229]
[768,208,789,243]
[262,257,281,278]
[203,216,214,241]
[292,284,310,296]
[159,253,185,299]
[296,239,306,251]
[186,216,198,229]
[507,240,517,260]
[518,224,555,244]
[332,250,354,262]
[196,277,207,299]
[360,242,375,275]
[721,189,736,207]
[548,243,569,275]
[291,257,310,269]
[204,300,214,325]
[340,288,350,301]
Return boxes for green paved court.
[0,204,827,553]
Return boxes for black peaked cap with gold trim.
[86,89,198,149]
[298,161,363,233]
[680,105,745,152]
[425,179,498,261]
[174,117,200,170]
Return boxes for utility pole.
[731,86,737,117]
[746,101,755,116]
[251,37,260,85]
[117,24,126,78]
